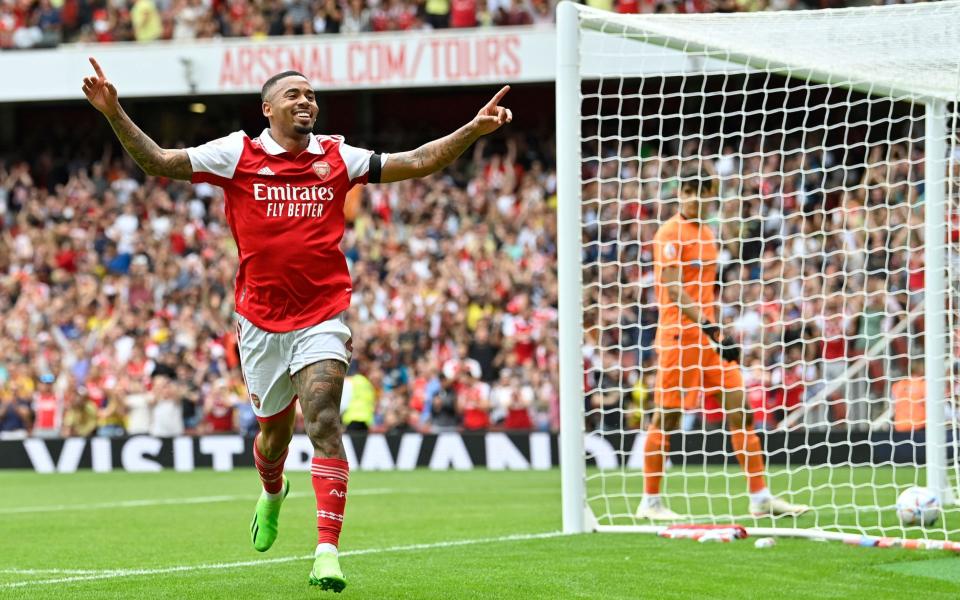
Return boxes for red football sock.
[731,428,767,494]
[311,457,349,547]
[253,433,288,495]
[643,425,669,495]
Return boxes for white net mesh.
[570,2,960,540]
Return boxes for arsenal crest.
[312,161,331,180]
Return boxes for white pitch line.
[0,568,114,575]
[0,488,396,515]
[0,531,566,589]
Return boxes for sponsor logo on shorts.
[251,393,261,409]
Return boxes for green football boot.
[250,475,289,552]
[308,550,346,592]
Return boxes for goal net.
[556,1,960,543]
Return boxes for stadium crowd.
[0,129,562,439]
[582,128,934,435]
[0,107,942,441]
[3,67,956,442]
[0,0,854,50]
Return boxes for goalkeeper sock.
[731,428,767,494]
[311,457,349,547]
[643,425,670,495]
[253,433,288,497]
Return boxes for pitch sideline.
[0,488,397,515]
[0,531,567,589]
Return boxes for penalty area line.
[0,531,566,589]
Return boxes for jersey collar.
[258,129,324,156]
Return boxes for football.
[896,486,941,527]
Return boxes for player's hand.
[701,321,741,363]
[82,57,121,118]
[701,321,721,343]
[716,335,741,363]
[472,85,513,136]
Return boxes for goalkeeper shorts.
[654,334,744,410]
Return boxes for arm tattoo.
[106,109,192,180]
[386,122,481,182]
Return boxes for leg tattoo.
[293,360,347,459]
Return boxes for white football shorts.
[236,312,353,420]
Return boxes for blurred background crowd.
[0,0,952,441]
[581,111,947,437]
[0,105,947,440]
[1,0,865,50]
[0,124,563,439]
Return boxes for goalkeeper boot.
[251,475,290,552]
[750,495,810,517]
[635,495,682,521]
[309,546,346,593]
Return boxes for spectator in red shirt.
[202,379,239,433]
[32,373,61,437]
[371,0,418,31]
[745,362,777,430]
[458,371,490,430]
[449,0,477,28]
[91,8,115,42]
[502,377,533,430]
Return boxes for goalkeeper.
[637,175,809,520]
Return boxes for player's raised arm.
[380,85,513,183]
[82,57,192,181]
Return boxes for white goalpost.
[557,0,960,542]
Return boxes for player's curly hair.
[261,70,310,101]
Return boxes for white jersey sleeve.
[186,130,246,180]
[340,140,389,183]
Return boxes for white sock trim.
[749,489,772,504]
[262,488,284,501]
[315,543,338,557]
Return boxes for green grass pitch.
[1,468,959,599]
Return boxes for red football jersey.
[187,129,383,332]
[33,391,60,430]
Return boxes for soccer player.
[81,57,512,591]
[636,175,809,521]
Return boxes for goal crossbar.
[575,2,960,102]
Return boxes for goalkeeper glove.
[700,321,741,364]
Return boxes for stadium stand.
[0,106,929,439]
[0,116,561,437]
[0,0,930,439]
[0,0,855,50]
[580,133,925,436]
